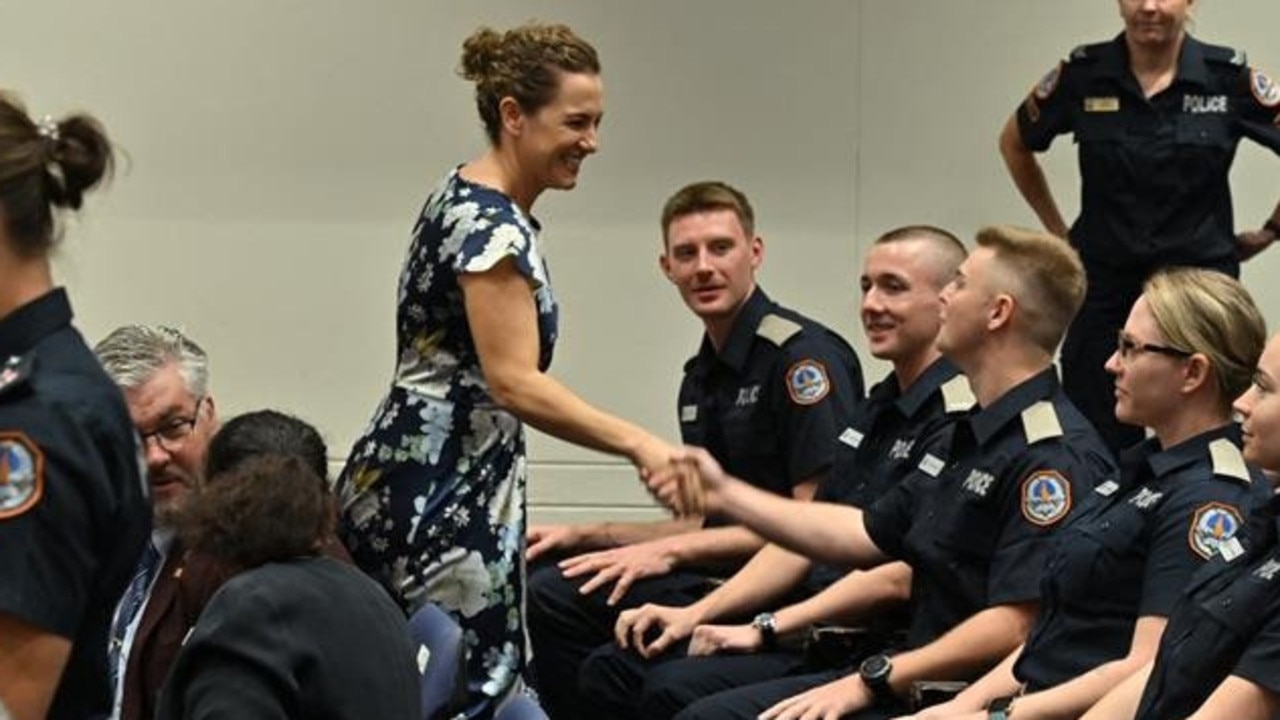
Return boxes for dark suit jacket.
[120,536,354,720]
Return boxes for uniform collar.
[1127,423,1241,480]
[896,357,961,419]
[967,367,1059,446]
[1097,32,1211,89]
[0,288,73,360]
[698,287,774,373]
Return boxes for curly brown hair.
[459,22,600,145]
[178,454,332,571]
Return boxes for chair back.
[408,603,468,720]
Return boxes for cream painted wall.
[1,1,1277,523]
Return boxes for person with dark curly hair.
[0,92,149,720]
[157,455,420,720]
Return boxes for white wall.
[2,1,1277,522]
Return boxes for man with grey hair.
[93,325,219,720]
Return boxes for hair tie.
[35,115,60,142]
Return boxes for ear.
[1180,354,1213,396]
[749,235,764,271]
[987,293,1016,333]
[499,96,525,138]
[202,394,219,426]
[658,252,674,281]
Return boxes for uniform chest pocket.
[931,493,1001,561]
[1174,114,1233,149]
[1074,111,1127,144]
[1077,506,1148,556]
[721,409,780,459]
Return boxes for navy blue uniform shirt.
[679,288,863,526]
[1015,426,1269,690]
[804,358,973,593]
[863,368,1114,648]
[0,288,150,720]
[1017,34,1280,270]
[1134,493,1280,720]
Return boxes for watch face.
[988,697,1014,712]
[860,653,891,680]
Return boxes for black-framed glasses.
[139,396,205,453]
[1116,331,1193,361]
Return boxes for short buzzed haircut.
[875,225,967,288]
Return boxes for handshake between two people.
[644,446,730,519]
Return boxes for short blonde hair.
[975,225,1085,354]
[1144,267,1265,410]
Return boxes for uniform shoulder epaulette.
[939,375,976,414]
[1021,401,1064,445]
[1208,438,1251,485]
[1202,42,1247,67]
[1068,43,1104,64]
[0,353,35,401]
[756,314,802,347]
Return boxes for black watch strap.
[987,695,1015,719]
[752,612,778,651]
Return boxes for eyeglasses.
[139,396,205,453]
[1115,332,1193,361]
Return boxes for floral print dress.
[336,167,557,718]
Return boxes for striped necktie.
[108,540,162,688]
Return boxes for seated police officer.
[650,226,1115,720]
[526,181,864,719]
[576,226,973,719]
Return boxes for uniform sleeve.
[1015,57,1079,152]
[863,469,926,561]
[160,583,299,720]
[1231,593,1280,697]
[451,201,542,287]
[1232,65,1280,155]
[1139,491,1247,617]
[986,445,1100,605]
[0,404,106,637]
[768,333,863,485]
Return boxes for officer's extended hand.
[760,673,874,720]
[559,541,677,606]
[526,524,583,562]
[645,446,729,517]
[687,622,763,657]
[614,602,700,659]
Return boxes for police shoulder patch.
[756,314,802,347]
[1021,469,1071,527]
[1034,62,1064,100]
[1251,68,1280,108]
[786,359,831,406]
[1189,502,1243,560]
[0,431,45,520]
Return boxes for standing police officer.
[0,95,150,720]
[999,0,1280,453]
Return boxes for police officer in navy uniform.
[1000,0,1280,454]
[0,96,149,720]
[577,227,973,720]
[526,181,863,719]
[1079,330,1280,720]
[654,227,1115,720]
[909,268,1273,720]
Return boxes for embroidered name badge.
[1084,97,1120,113]
[1252,68,1280,108]
[1095,479,1120,497]
[1189,502,1242,560]
[1021,470,1071,526]
[839,427,864,449]
[0,432,44,520]
[681,405,698,422]
[1183,94,1228,114]
[786,360,831,406]
[918,453,946,477]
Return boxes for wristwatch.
[751,612,778,651]
[987,695,1015,720]
[858,653,896,705]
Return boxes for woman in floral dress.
[335,22,679,718]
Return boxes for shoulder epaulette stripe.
[940,375,976,413]
[756,314,802,346]
[1209,438,1251,484]
[1021,401,1064,444]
